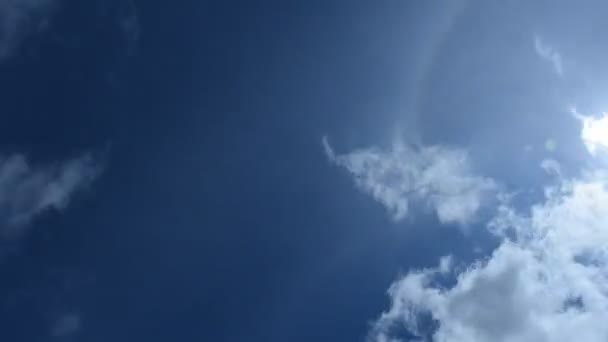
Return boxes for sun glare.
[573,109,608,155]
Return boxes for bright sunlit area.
[574,109,608,156]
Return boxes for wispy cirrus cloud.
[0,153,102,235]
[0,0,60,60]
[0,1,142,62]
[534,35,563,76]
[323,137,496,225]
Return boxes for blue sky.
[3,1,608,341]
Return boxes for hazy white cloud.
[540,158,561,177]
[0,0,59,60]
[534,36,563,76]
[370,168,608,342]
[0,153,102,234]
[323,137,495,225]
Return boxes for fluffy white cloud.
[370,169,608,342]
[0,153,101,234]
[0,0,59,60]
[534,36,563,76]
[323,137,495,225]
[356,105,608,341]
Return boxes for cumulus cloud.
[0,153,102,234]
[369,163,608,342]
[323,137,496,225]
[0,0,59,60]
[332,104,608,342]
[534,35,563,76]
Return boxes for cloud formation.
[371,171,608,342]
[362,110,608,341]
[0,153,102,234]
[0,0,59,60]
[323,137,496,225]
[534,36,563,76]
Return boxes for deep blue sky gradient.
[0,2,460,340]
[2,0,608,341]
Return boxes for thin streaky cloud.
[0,152,103,236]
[534,35,563,76]
[0,0,59,60]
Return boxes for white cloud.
[0,153,102,234]
[369,170,608,342]
[534,36,563,76]
[323,137,496,225]
[362,109,608,341]
[437,255,452,274]
[0,0,59,60]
